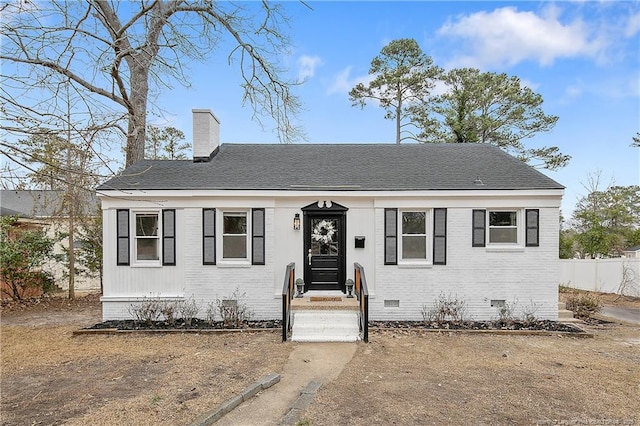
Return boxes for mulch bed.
[82,318,586,334]
[86,318,282,330]
[369,320,584,333]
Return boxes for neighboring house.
[0,190,100,294]
[98,109,564,322]
[623,246,640,259]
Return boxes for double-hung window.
[385,208,447,265]
[472,209,539,248]
[117,209,175,266]
[400,211,428,260]
[202,208,265,265]
[135,212,160,262]
[222,212,248,260]
[488,211,518,244]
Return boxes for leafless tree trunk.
[65,81,75,300]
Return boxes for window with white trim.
[134,212,160,262]
[385,208,446,265]
[488,211,518,244]
[400,211,428,261]
[222,211,249,260]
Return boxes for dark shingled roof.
[0,190,98,218]
[98,143,563,192]
[1,190,63,217]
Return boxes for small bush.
[565,293,602,319]
[176,297,199,326]
[495,299,517,325]
[422,293,467,323]
[216,288,252,327]
[128,298,162,325]
[205,302,217,325]
[33,271,57,294]
[558,284,574,293]
[160,300,177,325]
[521,300,540,325]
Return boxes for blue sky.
[153,1,639,217]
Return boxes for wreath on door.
[311,220,335,244]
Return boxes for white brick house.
[98,109,563,322]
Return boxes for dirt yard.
[0,295,292,426]
[1,293,639,425]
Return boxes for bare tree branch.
[2,0,303,169]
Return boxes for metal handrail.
[281,262,295,342]
[354,262,369,343]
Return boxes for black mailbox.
[355,236,365,248]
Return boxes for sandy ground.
[217,343,357,426]
[1,292,639,425]
[301,324,640,425]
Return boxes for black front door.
[303,202,347,292]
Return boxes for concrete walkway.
[215,342,357,426]
[601,306,640,325]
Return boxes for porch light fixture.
[293,213,301,230]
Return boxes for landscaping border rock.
[189,373,280,426]
[369,326,594,338]
[73,319,593,338]
[281,381,323,426]
[72,328,280,336]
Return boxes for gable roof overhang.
[97,188,564,211]
[97,143,565,193]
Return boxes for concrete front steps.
[291,291,360,342]
[558,301,582,323]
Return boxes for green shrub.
[0,217,54,300]
[33,271,57,294]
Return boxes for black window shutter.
[116,209,130,265]
[525,209,540,247]
[433,208,447,265]
[252,208,265,265]
[162,209,176,265]
[472,209,486,247]
[384,208,397,265]
[203,208,216,265]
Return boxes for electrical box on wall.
[355,236,365,248]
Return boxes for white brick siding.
[101,192,561,322]
[373,207,559,321]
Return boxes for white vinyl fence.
[560,258,640,296]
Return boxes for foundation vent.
[384,300,400,308]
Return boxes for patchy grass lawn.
[0,296,292,426]
[1,293,639,425]
[302,324,640,425]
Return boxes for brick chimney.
[192,109,220,162]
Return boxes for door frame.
[302,201,348,292]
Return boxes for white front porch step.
[291,311,360,343]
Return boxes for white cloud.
[624,13,640,37]
[595,74,640,99]
[561,73,639,103]
[297,55,322,82]
[564,83,583,99]
[437,6,606,68]
[327,66,373,96]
